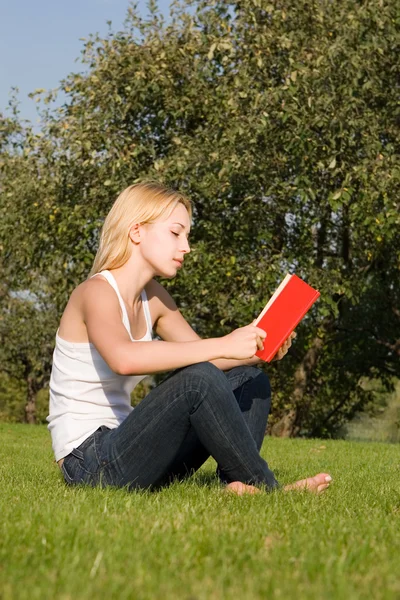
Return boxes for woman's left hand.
[272,331,297,361]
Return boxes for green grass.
[1,424,399,600]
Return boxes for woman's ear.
[129,223,141,244]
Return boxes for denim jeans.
[61,362,279,491]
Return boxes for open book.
[253,274,320,362]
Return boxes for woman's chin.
[155,267,178,279]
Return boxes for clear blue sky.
[0,0,172,125]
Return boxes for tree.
[0,291,57,423]
[0,0,399,434]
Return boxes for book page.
[253,274,292,326]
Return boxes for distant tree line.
[0,0,399,435]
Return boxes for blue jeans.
[61,363,279,491]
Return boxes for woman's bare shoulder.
[66,276,117,314]
[59,277,120,342]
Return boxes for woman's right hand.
[220,324,267,360]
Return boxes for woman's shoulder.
[71,275,118,309]
[72,277,175,317]
[74,274,109,293]
[59,277,117,341]
[74,276,160,305]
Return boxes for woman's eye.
[171,232,179,237]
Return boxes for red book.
[254,274,320,362]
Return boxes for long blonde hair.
[89,181,192,276]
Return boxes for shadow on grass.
[152,470,220,491]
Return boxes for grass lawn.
[1,423,399,600]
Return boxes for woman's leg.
[225,366,271,452]
[154,366,271,485]
[98,362,279,490]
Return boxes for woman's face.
[138,203,191,278]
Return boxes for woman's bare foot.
[284,472,332,494]
[224,473,332,496]
[225,481,261,496]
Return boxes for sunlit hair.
[89,181,192,276]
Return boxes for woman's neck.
[108,257,153,308]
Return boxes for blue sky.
[0,0,172,125]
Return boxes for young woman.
[47,182,332,495]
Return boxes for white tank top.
[47,270,153,461]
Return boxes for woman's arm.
[149,280,295,369]
[83,278,265,375]
[148,280,262,371]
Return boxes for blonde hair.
[89,181,192,276]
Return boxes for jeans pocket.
[62,441,101,487]
[62,454,85,486]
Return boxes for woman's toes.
[316,483,330,493]
[312,473,332,493]
[284,472,333,493]
[225,481,261,495]
[312,473,332,486]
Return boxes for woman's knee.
[182,361,228,383]
[226,365,271,395]
[232,365,261,381]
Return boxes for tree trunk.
[270,408,298,438]
[24,376,37,424]
[270,202,331,437]
[271,334,324,438]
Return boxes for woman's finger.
[256,335,264,351]
[254,326,267,340]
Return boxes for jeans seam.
[93,433,103,464]
[227,374,250,389]
[236,383,246,407]
[226,367,260,390]
[61,461,74,484]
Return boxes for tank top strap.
[140,288,153,334]
[93,270,134,341]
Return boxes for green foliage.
[344,379,400,443]
[0,373,25,422]
[130,376,155,407]
[0,289,58,422]
[0,0,399,433]
[0,374,49,424]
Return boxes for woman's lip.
[173,259,183,266]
